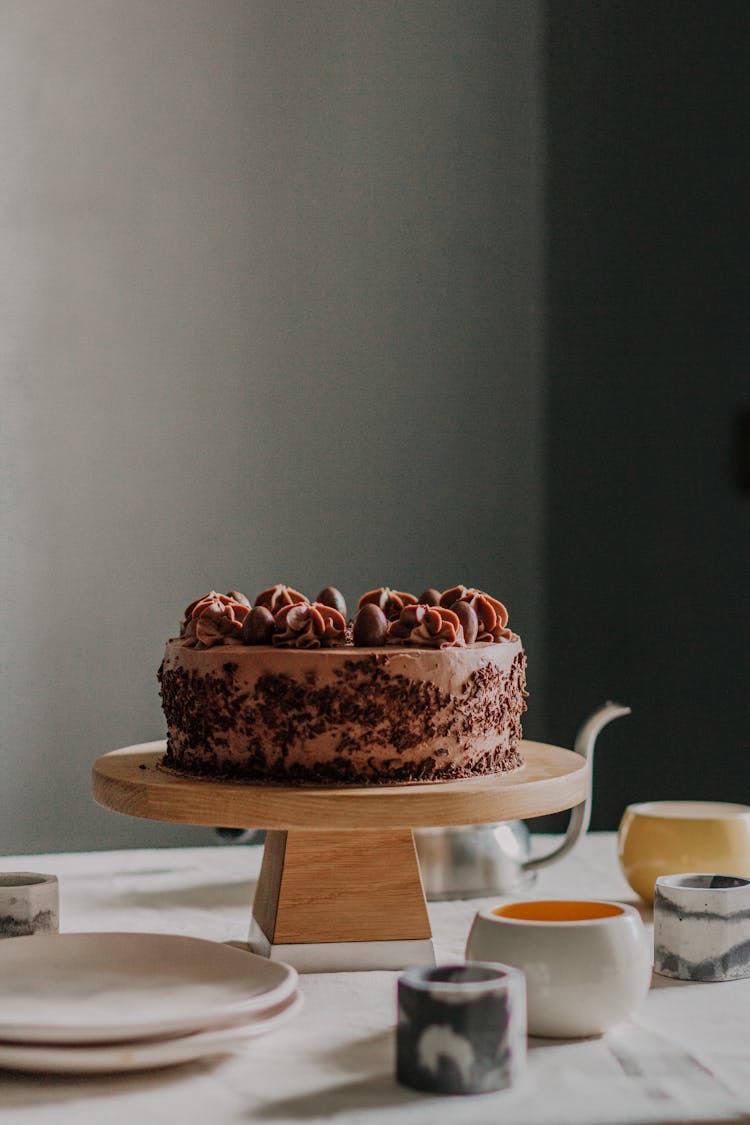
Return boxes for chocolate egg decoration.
[417,588,441,607]
[316,586,347,618]
[353,603,388,646]
[242,605,275,645]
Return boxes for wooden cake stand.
[92,741,586,971]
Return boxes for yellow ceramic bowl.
[617,801,750,903]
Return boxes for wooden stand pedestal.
[93,740,586,971]
[249,829,434,970]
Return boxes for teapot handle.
[523,701,630,872]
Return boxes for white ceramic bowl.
[466,899,652,1038]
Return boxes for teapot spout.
[524,700,630,872]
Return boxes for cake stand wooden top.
[92,741,587,831]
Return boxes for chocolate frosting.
[439,586,514,642]
[358,587,418,621]
[159,641,527,784]
[176,582,515,649]
[254,584,308,614]
[180,591,250,648]
[272,601,347,648]
[387,604,465,648]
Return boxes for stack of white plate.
[0,932,301,1074]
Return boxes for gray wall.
[1,2,545,853]
[545,2,750,827]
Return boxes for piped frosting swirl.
[358,587,418,622]
[180,591,250,648]
[387,604,465,648]
[254,584,308,614]
[439,585,514,642]
[272,601,347,649]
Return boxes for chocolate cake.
[158,584,527,784]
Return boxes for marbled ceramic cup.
[396,962,526,1095]
[0,873,59,938]
[654,873,750,981]
[466,900,652,1038]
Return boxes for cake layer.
[159,638,526,784]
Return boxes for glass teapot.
[413,701,630,899]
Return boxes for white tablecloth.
[1,834,750,1124]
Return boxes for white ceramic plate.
[0,990,303,1074]
[0,933,297,1044]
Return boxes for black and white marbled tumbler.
[654,873,750,982]
[396,962,526,1095]
[0,873,58,938]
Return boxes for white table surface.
[1,833,750,1125]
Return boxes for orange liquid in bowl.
[492,900,625,922]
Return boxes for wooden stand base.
[248,828,434,970]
